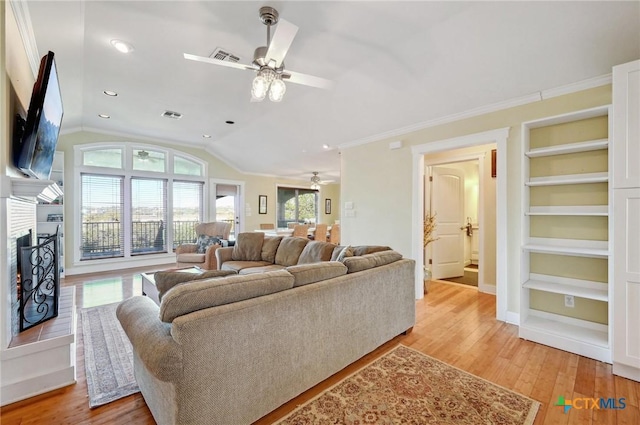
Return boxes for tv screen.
[15,51,64,180]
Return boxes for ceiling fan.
[184,6,332,102]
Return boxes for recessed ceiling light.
[202,134,212,138]
[110,39,134,53]
[322,144,330,149]
[103,90,118,96]
[98,114,110,119]
[225,120,235,125]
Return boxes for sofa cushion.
[287,262,348,287]
[221,260,271,272]
[297,241,337,264]
[331,245,354,262]
[239,264,286,275]
[154,270,237,301]
[261,236,283,263]
[274,237,309,266]
[351,245,392,256]
[196,235,221,254]
[343,250,403,274]
[159,270,295,323]
[175,253,206,263]
[232,232,264,261]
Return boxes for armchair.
[175,222,232,270]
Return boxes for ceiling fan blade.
[283,70,333,90]
[265,18,299,67]
[184,53,257,71]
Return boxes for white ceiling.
[23,1,640,183]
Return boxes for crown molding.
[339,73,612,150]
[541,73,612,99]
[9,0,40,78]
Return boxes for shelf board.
[520,314,608,348]
[526,172,608,186]
[526,139,608,157]
[526,205,608,216]
[523,274,608,301]
[523,237,609,258]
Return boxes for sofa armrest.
[116,296,183,382]
[203,244,222,270]
[215,246,234,270]
[176,243,197,255]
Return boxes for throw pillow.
[351,245,392,256]
[261,236,283,263]
[274,237,309,267]
[331,245,353,262]
[154,270,237,301]
[232,232,265,261]
[196,235,221,254]
[297,241,337,264]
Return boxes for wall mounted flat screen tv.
[15,51,64,180]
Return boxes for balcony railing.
[81,220,200,259]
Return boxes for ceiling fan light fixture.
[110,39,134,54]
[269,77,286,102]
[310,171,321,190]
[252,67,276,100]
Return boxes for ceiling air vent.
[161,110,183,120]
[210,47,240,63]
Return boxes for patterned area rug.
[81,302,139,408]
[276,345,539,425]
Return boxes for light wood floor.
[1,269,638,425]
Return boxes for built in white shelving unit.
[520,105,611,363]
[36,152,64,277]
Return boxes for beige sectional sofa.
[116,232,415,425]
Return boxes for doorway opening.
[211,179,245,241]
[426,159,481,288]
[411,127,509,321]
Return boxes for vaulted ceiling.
[23,1,640,182]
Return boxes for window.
[173,181,204,248]
[277,187,318,228]
[82,148,123,168]
[81,174,124,259]
[131,178,167,255]
[174,155,203,176]
[77,144,206,261]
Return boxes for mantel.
[10,177,63,202]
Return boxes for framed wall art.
[259,195,267,214]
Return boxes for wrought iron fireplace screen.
[19,226,61,332]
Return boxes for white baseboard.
[479,283,496,295]
[505,311,520,325]
[0,367,76,406]
[613,363,640,382]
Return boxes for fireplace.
[17,227,61,332]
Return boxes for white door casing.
[210,178,245,238]
[431,166,465,279]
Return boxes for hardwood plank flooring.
[1,272,638,424]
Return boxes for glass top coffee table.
[141,266,203,305]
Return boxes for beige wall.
[341,85,612,314]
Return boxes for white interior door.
[431,166,465,279]
[211,179,245,240]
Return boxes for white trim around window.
[68,143,208,275]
